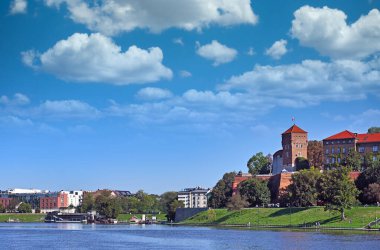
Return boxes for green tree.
[0,204,5,213]
[135,190,160,213]
[368,127,380,134]
[343,149,361,171]
[166,199,184,222]
[295,157,310,171]
[318,167,359,220]
[247,152,271,175]
[95,191,122,219]
[355,157,380,203]
[307,140,323,168]
[209,172,236,208]
[226,194,249,211]
[160,191,178,214]
[18,203,32,213]
[238,178,270,207]
[287,169,321,207]
[80,193,95,212]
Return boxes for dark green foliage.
[355,155,380,203]
[363,183,380,204]
[80,193,95,212]
[295,157,310,171]
[247,152,271,175]
[166,199,184,221]
[307,140,323,168]
[0,204,5,213]
[318,167,359,220]
[209,172,236,208]
[238,178,270,207]
[287,169,321,207]
[18,203,32,213]
[226,194,249,211]
[368,127,380,134]
[95,191,122,219]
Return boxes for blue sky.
[1,0,379,194]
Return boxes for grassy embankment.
[182,207,380,229]
[0,213,45,222]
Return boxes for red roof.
[282,124,307,134]
[357,133,380,143]
[323,130,356,140]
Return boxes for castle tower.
[281,124,308,169]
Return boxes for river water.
[0,223,379,249]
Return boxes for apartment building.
[178,187,210,208]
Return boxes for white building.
[178,187,210,208]
[5,188,49,194]
[62,190,83,208]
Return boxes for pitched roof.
[323,130,356,140]
[357,133,380,143]
[282,124,307,134]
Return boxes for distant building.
[272,124,308,174]
[40,192,69,213]
[62,190,83,208]
[0,197,13,208]
[323,130,380,166]
[178,187,211,208]
[0,188,49,210]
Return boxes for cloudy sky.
[1,0,379,193]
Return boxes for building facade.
[178,187,210,208]
[62,190,83,208]
[272,124,308,174]
[323,130,380,166]
[40,192,69,213]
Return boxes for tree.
[363,183,380,204]
[226,194,249,211]
[80,193,95,212]
[160,191,178,215]
[307,140,323,168]
[295,157,310,171]
[95,191,122,219]
[209,172,236,208]
[247,152,271,175]
[355,157,380,203]
[18,203,32,213]
[287,169,321,207]
[238,178,270,207]
[343,149,361,171]
[318,167,359,220]
[166,199,184,222]
[368,127,380,134]
[0,204,5,213]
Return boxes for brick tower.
[281,124,308,169]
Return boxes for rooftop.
[282,124,307,134]
[324,130,380,143]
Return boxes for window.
[332,148,335,154]
[374,156,378,161]
[326,141,329,145]
[332,158,335,163]
[359,147,365,153]
[326,149,329,154]
[332,141,334,144]
[337,158,341,163]
[337,148,340,153]
[343,148,346,154]
[326,158,330,164]
[373,146,379,152]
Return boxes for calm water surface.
[0,223,379,249]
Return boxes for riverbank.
[181,207,380,230]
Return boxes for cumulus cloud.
[220,58,380,107]
[196,40,238,66]
[136,87,173,100]
[22,33,172,85]
[0,93,30,106]
[35,100,101,119]
[9,0,27,14]
[265,39,287,60]
[291,6,380,59]
[247,47,255,56]
[173,38,184,46]
[44,0,258,35]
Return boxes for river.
[0,223,379,249]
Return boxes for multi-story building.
[178,187,210,208]
[62,190,83,208]
[40,192,69,213]
[272,124,308,174]
[0,188,50,210]
[323,130,380,166]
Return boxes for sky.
[1,0,380,194]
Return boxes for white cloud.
[9,0,27,15]
[37,100,101,119]
[196,40,238,66]
[220,58,380,107]
[22,33,172,85]
[0,93,30,106]
[44,0,258,35]
[291,6,380,59]
[173,38,184,46]
[265,39,287,60]
[179,70,192,78]
[136,87,173,100]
